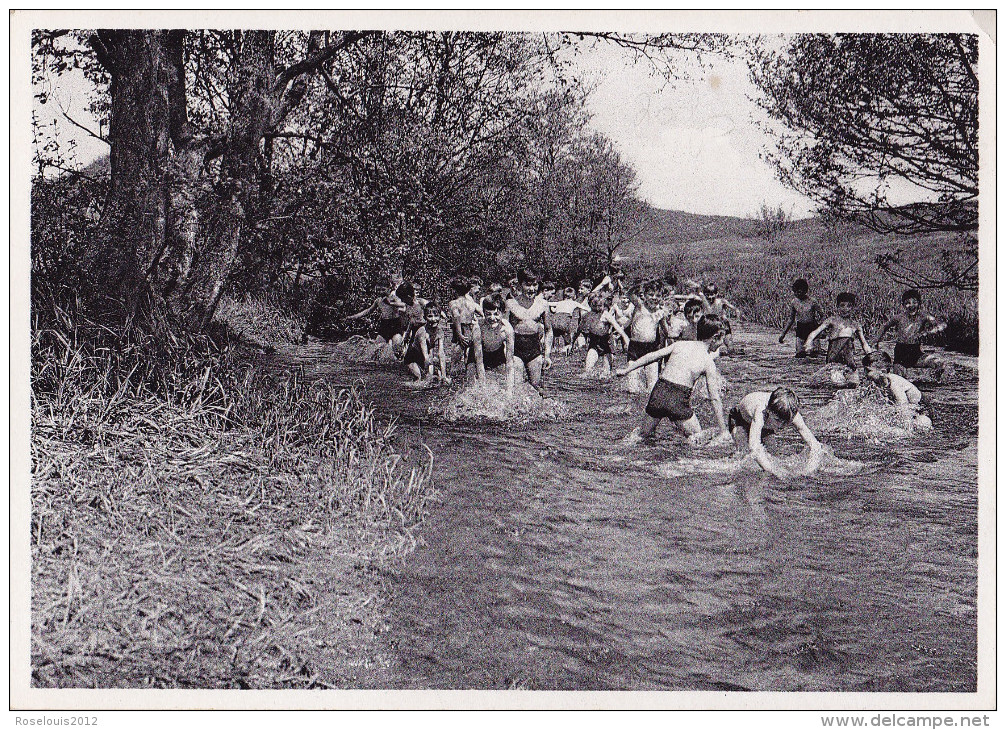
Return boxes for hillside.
[622,208,979,355]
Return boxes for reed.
[31,302,434,688]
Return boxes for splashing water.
[810,383,928,438]
[433,377,570,423]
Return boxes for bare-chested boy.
[729,388,824,479]
[872,288,948,379]
[615,316,731,445]
[402,301,450,384]
[805,292,872,387]
[862,350,933,430]
[505,268,553,395]
[626,280,666,391]
[448,276,483,369]
[471,295,515,394]
[576,292,630,378]
[779,278,823,357]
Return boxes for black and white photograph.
[13,9,994,713]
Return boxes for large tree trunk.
[89,30,177,315]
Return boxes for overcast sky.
[571,42,816,219]
[34,35,817,220]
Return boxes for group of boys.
[346,267,945,478]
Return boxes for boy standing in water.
[344,278,409,357]
[872,289,948,379]
[729,388,824,479]
[471,295,515,394]
[804,292,873,387]
[626,280,666,391]
[547,286,587,354]
[862,351,933,430]
[576,292,631,378]
[403,302,451,384]
[616,316,731,445]
[676,298,705,342]
[448,277,483,365]
[505,268,553,395]
[779,278,823,357]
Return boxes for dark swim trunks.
[403,343,425,368]
[513,332,542,363]
[645,380,694,421]
[893,343,924,368]
[378,317,406,342]
[827,337,858,369]
[627,339,659,362]
[795,321,816,341]
[728,407,776,438]
[588,332,612,356]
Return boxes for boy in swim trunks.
[505,268,553,395]
[344,278,409,357]
[805,292,872,387]
[862,350,933,430]
[403,301,450,384]
[576,291,630,378]
[779,278,823,357]
[448,276,483,371]
[872,289,947,379]
[547,286,586,354]
[615,316,731,445]
[471,294,515,394]
[729,387,824,479]
[626,280,666,391]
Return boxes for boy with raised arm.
[804,292,873,387]
[729,387,824,479]
[626,280,666,391]
[615,316,731,445]
[576,291,631,378]
[779,278,823,357]
[873,288,948,379]
[471,295,515,395]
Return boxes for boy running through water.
[471,295,515,394]
[403,302,450,384]
[779,278,823,357]
[626,280,666,391]
[862,351,933,430]
[448,277,483,368]
[805,292,872,387]
[872,289,948,379]
[548,286,588,354]
[729,388,824,479]
[576,292,630,378]
[505,269,553,395]
[616,316,731,445]
[344,277,410,356]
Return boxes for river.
[294,323,978,692]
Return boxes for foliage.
[752,202,792,243]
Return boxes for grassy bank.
[624,215,979,355]
[31,301,434,688]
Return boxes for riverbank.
[31,301,434,688]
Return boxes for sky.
[33,36,818,220]
[570,42,817,219]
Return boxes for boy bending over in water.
[403,301,450,384]
[805,292,872,387]
[862,351,933,430]
[872,288,948,380]
[616,316,731,445]
[471,295,515,394]
[729,388,824,479]
[576,291,630,378]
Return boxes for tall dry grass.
[31,302,434,687]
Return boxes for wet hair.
[542,280,556,292]
[467,276,482,289]
[482,294,504,313]
[696,315,727,341]
[587,292,606,310]
[424,300,441,317]
[450,277,469,296]
[643,279,663,297]
[396,281,416,305]
[836,292,856,306]
[683,298,704,316]
[563,286,576,298]
[863,350,893,372]
[517,268,539,285]
[663,269,678,287]
[767,387,799,423]
[579,279,593,290]
[792,278,809,294]
[902,288,922,304]
[489,282,504,293]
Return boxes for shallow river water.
[295,324,978,692]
